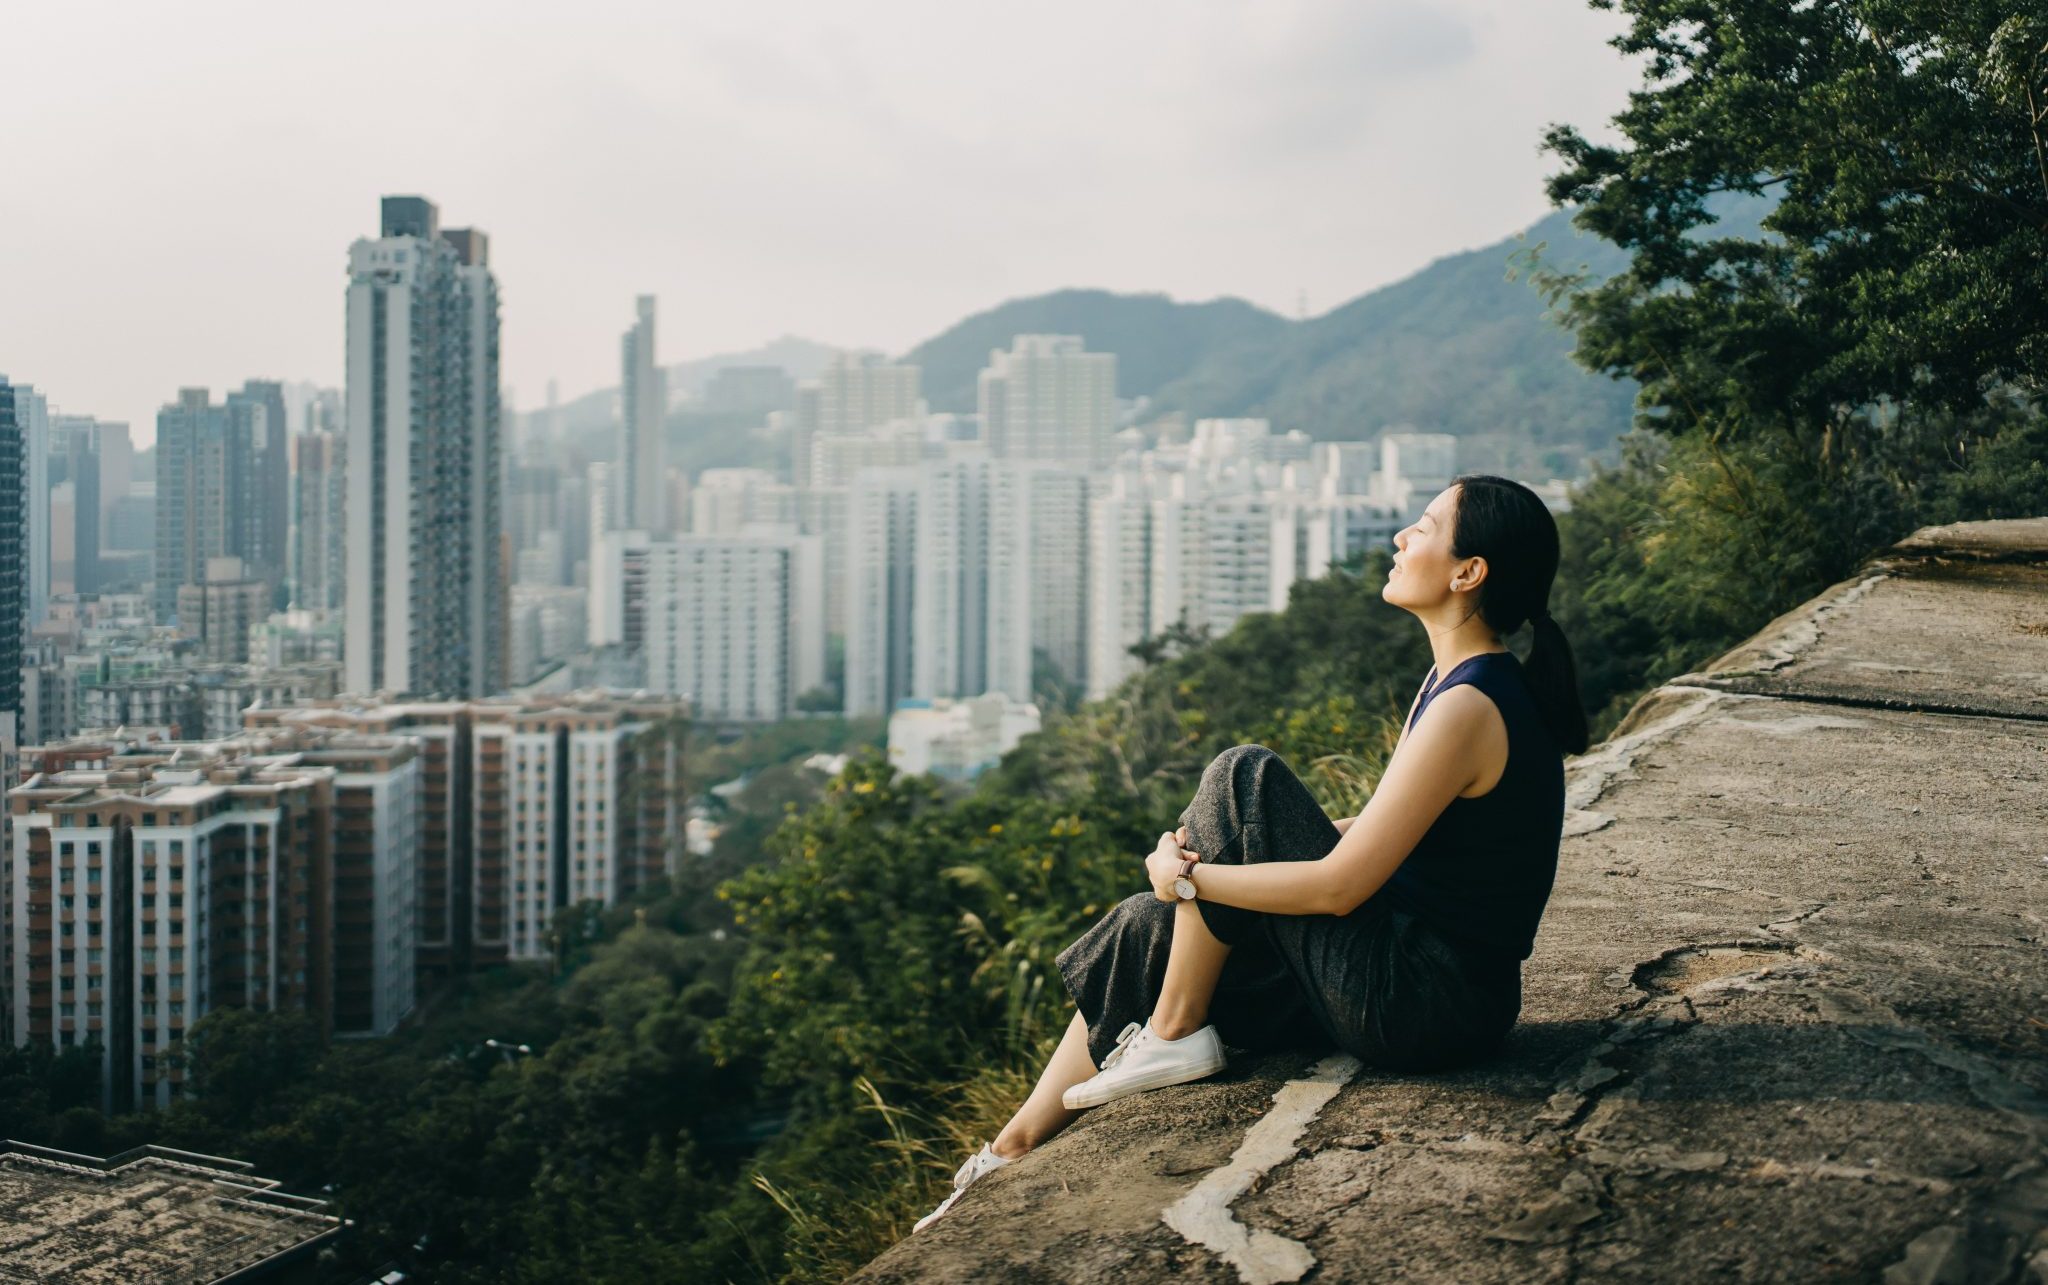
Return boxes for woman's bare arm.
[1170,686,1497,917]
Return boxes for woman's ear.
[1453,555,1489,593]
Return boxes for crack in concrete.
[1762,902,1830,936]
[1159,1052,1360,1285]
[1669,678,2048,726]
[1562,689,1733,836]
[1713,570,1891,676]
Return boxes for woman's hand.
[1146,827,1200,902]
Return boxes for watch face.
[1173,876,1197,900]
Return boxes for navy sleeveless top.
[1379,650,1565,964]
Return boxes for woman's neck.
[1425,618,1510,680]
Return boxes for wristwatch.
[1172,858,1198,901]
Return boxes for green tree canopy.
[1542,1,2048,456]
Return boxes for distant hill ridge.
[543,199,1766,478]
[902,206,1641,478]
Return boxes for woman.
[914,474,1588,1233]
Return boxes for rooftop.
[0,1142,344,1284]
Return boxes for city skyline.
[1,0,1641,445]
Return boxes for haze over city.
[3,0,1640,443]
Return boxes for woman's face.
[1382,484,1480,610]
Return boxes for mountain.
[1149,206,1641,478]
[902,290,1291,413]
[888,213,1639,479]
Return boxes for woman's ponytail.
[1524,612,1589,755]
[1451,475,1590,756]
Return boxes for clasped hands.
[1145,826,1202,902]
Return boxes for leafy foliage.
[1539,0,2048,455]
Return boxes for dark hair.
[1449,473,1589,755]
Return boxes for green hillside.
[1152,207,1639,478]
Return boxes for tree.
[1539,2,2048,463]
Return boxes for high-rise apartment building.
[51,415,114,595]
[470,694,682,962]
[344,196,506,699]
[236,380,291,593]
[688,468,798,536]
[247,690,682,973]
[910,456,993,701]
[618,296,666,533]
[639,532,825,721]
[6,729,420,1109]
[153,387,259,622]
[293,429,345,611]
[12,381,50,632]
[0,377,27,743]
[1082,421,1422,700]
[175,557,270,664]
[792,353,923,488]
[978,335,1117,467]
[987,462,1092,702]
[843,468,920,716]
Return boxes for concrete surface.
[855,518,2048,1284]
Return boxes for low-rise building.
[887,692,1041,781]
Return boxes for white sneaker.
[1060,1019,1228,1110]
[911,1142,1012,1233]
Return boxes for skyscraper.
[237,379,292,596]
[792,352,923,488]
[0,377,24,744]
[844,467,920,716]
[344,196,506,698]
[978,334,1117,467]
[51,417,102,595]
[12,382,50,632]
[153,387,254,622]
[293,429,345,611]
[618,295,666,533]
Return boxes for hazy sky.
[3,1,1640,444]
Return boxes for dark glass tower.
[0,377,22,738]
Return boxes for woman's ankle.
[1150,1011,1207,1041]
[989,1132,1030,1161]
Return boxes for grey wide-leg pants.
[1053,743,1521,1072]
